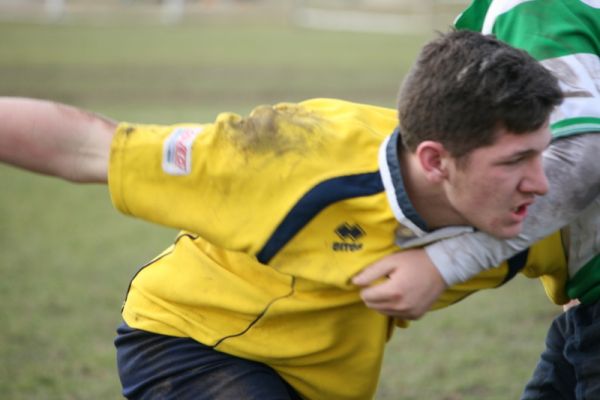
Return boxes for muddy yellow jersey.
[108,98,568,399]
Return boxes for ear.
[415,141,449,183]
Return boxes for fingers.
[359,280,426,320]
[351,249,446,320]
[359,279,396,304]
[352,258,397,287]
[562,299,580,311]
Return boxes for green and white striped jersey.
[455,0,600,139]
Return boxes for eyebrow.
[494,146,545,164]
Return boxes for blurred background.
[0,1,561,399]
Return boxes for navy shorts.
[114,323,303,400]
[521,301,600,400]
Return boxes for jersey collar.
[378,128,474,248]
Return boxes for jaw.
[484,219,524,239]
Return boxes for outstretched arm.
[354,133,600,319]
[0,97,115,183]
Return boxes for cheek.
[461,173,513,207]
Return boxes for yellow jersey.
[108,98,568,399]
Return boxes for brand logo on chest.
[332,223,365,252]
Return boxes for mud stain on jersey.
[221,104,328,157]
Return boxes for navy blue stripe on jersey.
[257,172,384,264]
[502,248,530,284]
[386,128,427,231]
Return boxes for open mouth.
[512,204,528,218]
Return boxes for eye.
[501,157,524,165]
[500,151,538,166]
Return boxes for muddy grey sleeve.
[428,133,600,285]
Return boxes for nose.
[519,155,549,195]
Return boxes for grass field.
[0,11,562,400]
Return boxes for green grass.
[377,279,558,399]
[0,16,561,400]
[0,19,424,121]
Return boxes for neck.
[399,151,466,230]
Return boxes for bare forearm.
[428,133,600,285]
[0,97,115,183]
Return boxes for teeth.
[512,204,529,214]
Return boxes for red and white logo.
[162,127,203,175]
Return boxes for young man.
[353,1,600,398]
[0,30,562,399]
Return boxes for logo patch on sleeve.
[162,127,203,175]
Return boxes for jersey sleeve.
[108,103,339,256]
[108,99,399,280]
[431,231,569,310]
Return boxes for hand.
[562,299,580,311]
[352,249,448,320]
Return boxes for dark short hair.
[397,30,563,158]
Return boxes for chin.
[491,224,523,239]
[477,219,523,239]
